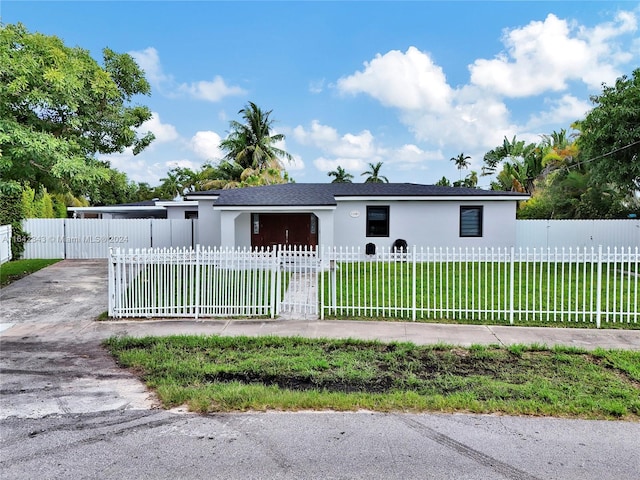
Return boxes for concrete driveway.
[1,260,639,479]
[0,260,155,419]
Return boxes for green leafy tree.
[518,169,633,219]
[482,136,543,193]
[435,176,451,187]
[199,161,246,190]
[454,171,479,189]
[0,23,154,198]
[0,182,28,258]
[361,162,389,183]
[327,166,354,183]
[577,68,640,194]
[133,182,157,201]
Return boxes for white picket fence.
[321,246,639,327]
[109,244,639,327]
[108,245,319,319]
[0,224,12,264]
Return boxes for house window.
[460,206,483,237]
[367,206,389,237]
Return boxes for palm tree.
[361,162,389,183]
[450,153,471,181]
[219,102,293,170]
[158,171,182,199]
[327,166,354,183]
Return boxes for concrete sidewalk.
[91,318,640,351]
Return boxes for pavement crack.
[394,415,541,480]
[486,326,507,348]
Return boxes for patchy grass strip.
[0,259,60,287]
[104,335,640,420]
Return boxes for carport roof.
[186,183,528,207]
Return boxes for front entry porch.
[251,213,318,249]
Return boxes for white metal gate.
[108,245,320,319]
[277,246,320,318]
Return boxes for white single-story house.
[68,183,528,249]
[186,183,529,250]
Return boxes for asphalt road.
[1,260,639,479]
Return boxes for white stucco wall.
[235,212,251,247]
[203,199,518,249]
[196,200,220,248]
[315,210,335,248]
[165,205,199,220]
[333,200,518,249]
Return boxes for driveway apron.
[0,260,155,419]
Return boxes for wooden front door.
[251,213,318,248]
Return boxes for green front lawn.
[0,259,60,287]
[323,261,639,326]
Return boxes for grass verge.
[105,335,640,419]
[0,259,60,287]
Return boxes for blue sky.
[2,1,639,188]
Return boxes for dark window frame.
[366,205,390,237]
[459,206,483,237]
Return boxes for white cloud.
[393,144,443,165]
[469,12,638,97]
[294,121,378,159]
[525,94,592,130]
[309,79,325,94]
[335,47,516,152]
[165,159,199,171]
[139,112,179,143]
[337,46,452,112]
[331,9,638,164]
[178,76,246,102]
[104,149,165,185]
[313,157,365,173]
[129,47,246,102]
[295,120,446,177]
[400,87,515,151]
[190,131,223,160]
[293,120,339,146]
[333,131,376,158]
[129,47,170,89]
[287,154,305,171]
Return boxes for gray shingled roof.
[187,183,528,206]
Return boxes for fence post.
[320,245,325,320]
[271,245,281,318]
[412,246,417,321]
[108,247,115,317]
[331,248,337,315]
[509,246,515,325]
[194,244,201,320]
[595,245,603,329]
